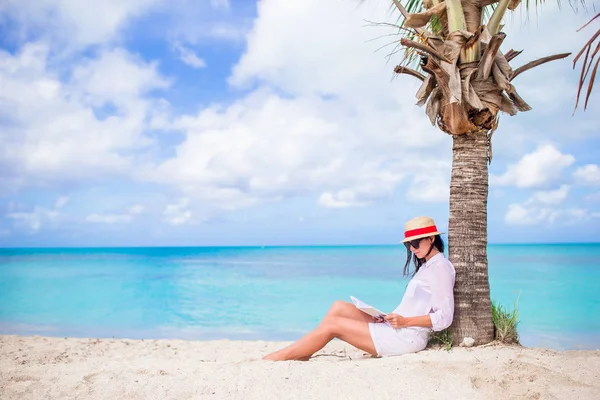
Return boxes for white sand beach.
[1,335,600,399]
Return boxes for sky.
[0,0,599,247]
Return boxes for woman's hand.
[373,315,386,323]
[384,313,409,328]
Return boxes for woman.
[263,216,456,361]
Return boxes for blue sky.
[0,0,599,247]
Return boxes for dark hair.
[403,235,445,277]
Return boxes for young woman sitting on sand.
[263,216,456,361]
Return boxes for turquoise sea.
[0,244,598,350]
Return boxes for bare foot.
[262,350,310,361]
[262,351,284,361]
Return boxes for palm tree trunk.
[448,131,494,345]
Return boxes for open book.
[350,296,387,318]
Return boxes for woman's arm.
[384,313,432,328]
[428,263,455,331]
[405,314,433,328]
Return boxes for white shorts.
[368,324,429,356]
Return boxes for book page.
[350,296,386,318]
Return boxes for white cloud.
[0,44,170,193]
[86,214,133,224]
[71,48,170,102]
[1,0,163,47]
[525,185,570,206]
[6,197,65,231]
[85,204,145,224]
[491,144,575,188]
[209,0,230,11]
[573,164,600,186]
[164,198,193,225]
[208,23,248,42]
[172,42,207,68]
[7,209,53,231]
[318,192,368,209]
[584,192,600,202]
[55,196,69,209]
[505,204,586,226]
[3,0,597,244]
[504,185,584,226]
[408,173,450,203]
[147,0,447,209]
[162,0,250,45]
[230,0,398,97]
[129,205,145,215]
[147,89,428,209]
[318,167,404,208]
[505,204,546,226]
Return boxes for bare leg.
[324,300,376,323]
[263,302,377,361]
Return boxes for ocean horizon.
[1,243,599,350]
[2,241,598,248]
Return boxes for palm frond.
[481,3,497,28]
[367,0,446,70]
[573,12,600,112]
[390,0,428,69]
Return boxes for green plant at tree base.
[491,293,521,344]
[429,328,453,351]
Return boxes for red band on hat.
[404,225,438,238]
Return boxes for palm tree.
[380,0,571,345]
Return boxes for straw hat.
[401,216,444,242]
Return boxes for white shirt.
[393,252,456,332]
